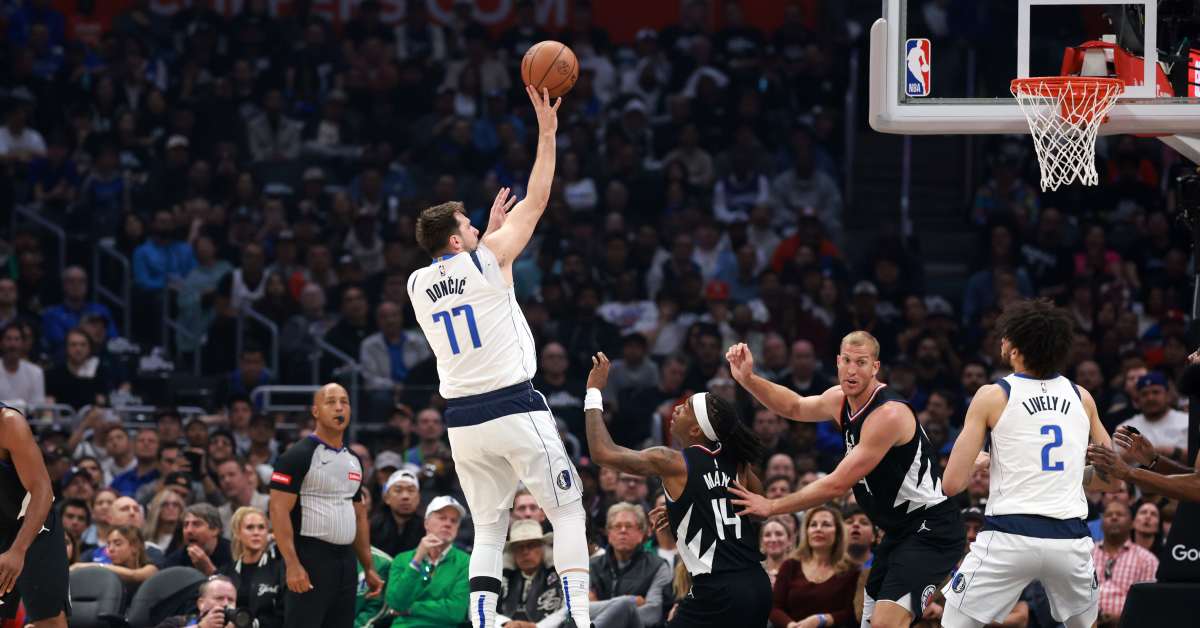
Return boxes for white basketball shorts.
[943,526,1097,624]
[444,380,582,526]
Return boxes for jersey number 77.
[432,304,483,355]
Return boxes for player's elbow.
[942,475,966,497]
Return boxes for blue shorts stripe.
[983,514,1090,539]
[444,380,551,427]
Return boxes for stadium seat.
[101,566,206,628]
[68,567,126,628]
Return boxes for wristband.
[817,614,828,628]
[584,388,603,411]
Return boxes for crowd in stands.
[0,0,1195,626]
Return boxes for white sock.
[561,571,591,626]
[469,590,499,628]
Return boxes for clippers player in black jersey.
[0,403,70,627]
[582,353,772,627]
[727,332,965,628]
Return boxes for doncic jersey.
[665,444,763,577]
[841,384,950,535]
[986,373,1089,520]
[408,244,537,399]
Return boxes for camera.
[222,607,255,628]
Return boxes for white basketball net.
[1010,77,1124,191]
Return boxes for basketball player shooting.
[408,86,593,628]
[0,403,70,627]
[583,353,773,628]
[939,299,1121,628]
[726,332,963,628]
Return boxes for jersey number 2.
[711,498,742,540]
[432,305,482,355]
[1040,424,1064,471]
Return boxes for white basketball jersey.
[407,244,537,399]
[986,374,1089,520]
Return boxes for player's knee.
[473,512,511,548]
[868,602,914,628]
[543,499,585,526]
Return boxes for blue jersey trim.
[996,379,1011,399]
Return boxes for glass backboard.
[870,0,1200,146]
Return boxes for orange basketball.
[521,41,578,99]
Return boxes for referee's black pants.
[284,536,358,628]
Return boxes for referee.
[269,383,383,627]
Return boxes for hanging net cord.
[1010,77,1124,192]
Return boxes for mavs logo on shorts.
[905,38,931,97]
[951,572,967,594]
[557,470,572,490]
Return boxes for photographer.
[154,574,251,628]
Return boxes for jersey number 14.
[432,305,482,355]
[711,498,743,540]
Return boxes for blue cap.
[1137,372,1168,391]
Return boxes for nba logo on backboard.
[905,38,931,97]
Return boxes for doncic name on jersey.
[425,268,467,303]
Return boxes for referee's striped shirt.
[268,434,364,545]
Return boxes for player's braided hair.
[704,393,766,468]
[996,298,1075,379]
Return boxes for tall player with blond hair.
[725,331,964,628]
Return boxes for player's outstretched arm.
[584,353,686,480]
[726,343,838,423]
[481,86,560,267]
[1089,443,1200,502]
[730,404,906,518]
[1079,386,1122,493]
[1112,426,1193,475]
[0,409,54,596]
[943,383,1004,496]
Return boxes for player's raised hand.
[725,343,755,384]
[1113,426,1156,466]
[973,451,990,473]
[484,186,515,237]
[526,85,561,134]
[728,480,774,519]
[1087,443,1131,480]
[587,352,611,390]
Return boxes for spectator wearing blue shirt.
[133,210,197,293]
[226,344,273,401]
[111,428,162,498]
[132,210,195,344]
[41,266,118,357]
[6,0,66,47]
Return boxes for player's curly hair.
[996,298,1075,379]
[703,393,766,468]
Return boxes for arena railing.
[236,304,280,376]
[92,240,133,338]
[11,204,67,284]
[160,283,203,375]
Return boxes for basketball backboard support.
[870,0,1200,161]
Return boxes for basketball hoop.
[1010,76,1124,191]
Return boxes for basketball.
[521,40,578,99]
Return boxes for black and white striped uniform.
[268,434,365,627]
